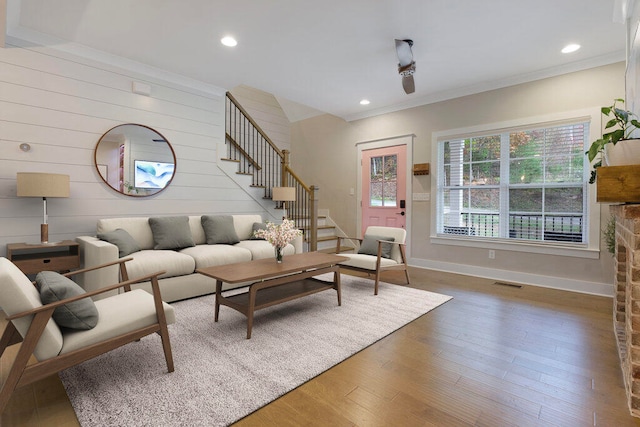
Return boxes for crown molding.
[343,51,626,122]
[6,22,226,98]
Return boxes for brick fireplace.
[611,204,640,417]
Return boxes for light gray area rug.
[60,274,452,426]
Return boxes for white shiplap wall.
[0,39,268,257]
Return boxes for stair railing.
[225,92,319,251]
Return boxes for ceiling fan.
[395,39,416,94]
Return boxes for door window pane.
[370,154,397,207]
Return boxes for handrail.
[225,91,283,157]
[225,92,319,251]
[225,132,262,170]
[284,165,311,192]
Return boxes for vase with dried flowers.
[253,219,302,263]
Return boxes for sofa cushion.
[358,234,394,259]
[180,244,252,269]
[149,216,195,250]
[233,214,264,240]
[124,250,196,279]
[249,222,267,240]
[97,228,141,257]
[60,289,175,355]
[188,215,207,245]
[338,253,400,270]
[97,217,155,250]
[235,240,295,260]
[201,215,240,245]
[36,271,99,330]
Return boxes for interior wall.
[291,62,625,293]
[229,85,291,152]
[0,38,266,257]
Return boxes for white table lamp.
[272,187,296,220]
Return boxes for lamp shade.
[272,187,296,202]
[17,173,70,198]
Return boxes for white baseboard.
[408,257,614,297]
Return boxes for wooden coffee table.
[197,252,348,338]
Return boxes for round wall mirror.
[94,124,176,197]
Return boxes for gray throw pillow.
[201,215,240,245]
[36,271,99,330]
[250,222,267,240]
[358,234,395,259]
[149,216,195,250]
[97,228,141,257]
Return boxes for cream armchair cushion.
[336,226,410,295]
[0,256,175,415]
[0,258,64,361]
[62,289,175,354]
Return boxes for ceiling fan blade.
[395,39,413,67]
[402,74,415,94]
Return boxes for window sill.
[430,235,600,259]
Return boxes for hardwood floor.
[2,267,640,426]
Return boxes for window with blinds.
[437,121,588,244]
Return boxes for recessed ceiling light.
[360,99,370,105]
[221,36,238,47]
[561,43,580,54]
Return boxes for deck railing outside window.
[443,212,583,243]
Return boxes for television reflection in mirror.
[134,160,175,189]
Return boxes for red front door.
[361,145,407,235]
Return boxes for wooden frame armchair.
[335,226,410,295]
[0,257,175,414]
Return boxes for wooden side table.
[6,240,80,275]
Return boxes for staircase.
[225,92,323,250]
[300,211,355,254]
[302,215,335,253]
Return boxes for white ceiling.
[7,0,629,121]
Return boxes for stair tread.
[301,225,335,231]
[314,236,339,242]
[220,158,240,163]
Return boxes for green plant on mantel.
[586,98,640,184]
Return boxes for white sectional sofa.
[75,215,301,302]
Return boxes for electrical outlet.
[488,250,495,259]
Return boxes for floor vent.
[493,281,522,289]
